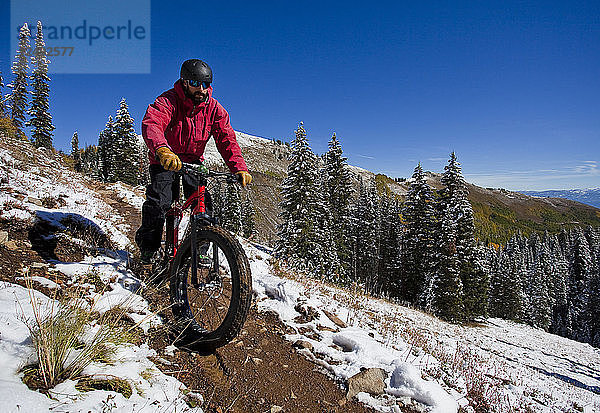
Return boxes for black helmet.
[180,59,212,83]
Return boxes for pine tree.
[439,152,487,320]
[10,23,31,130]
[71,131,81,172]
[211,181,224,224]
[81,145,100,179]
[276,123,322,272]
[137,135,150,185]
[526,234,552,329]
[28,21,54,149]
[98,116,115,182]
[323,133,354,275]
[399,163,438,306]
[222,182,242,234]
[377,196,402,297]
[350,179,380,293]
[432,204,464,322]
[0,69,5,117]
[241,192,255,239]
[549,234,570,336]
[112,98,139,184]
[569,227,593,342]
[490,235,525,320]
[313,168,342,281]
[585,226,600,346]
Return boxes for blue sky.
[1,0,599,191]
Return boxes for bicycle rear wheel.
[170,226,252,351]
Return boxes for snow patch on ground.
[0,283,192,413]
[243,239,600,412]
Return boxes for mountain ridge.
[204,131,600,245]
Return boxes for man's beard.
[184,85,207,104]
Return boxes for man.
[135,59,252,263]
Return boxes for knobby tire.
[170,226,252,351]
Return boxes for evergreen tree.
[98,116,115,182]
[81,145,100,180]
[432,204,464,322]
[313,169,341,280]
[568,227,593,342]
[585,227,600,346]
[526,234,552,329]
[211,180,224,224]
[0,69,5,117]
[588,270,600,347]
[222,182,242,234]
[137,135,150,185]
[28,21,54,148]
[377,196,402,297]
[241,192,255,239]
[71,131,81,172]
[399,163,438,306]
[10,23,31,129]
[439,152,487,320]
[351,179,380,293]
[276,123,322,272]
[112,98,139,184]
[549,235,570,336]
[323,133,354,275]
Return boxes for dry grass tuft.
[19,278,136,391]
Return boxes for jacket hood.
[174,80,213,116]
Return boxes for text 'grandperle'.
[17,20,147,46]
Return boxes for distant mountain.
[520,188,600,209]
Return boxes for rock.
[323,310,347,328]
[316,324,338,332]
[27,196,43,207]
[293,340,314,352]
[346,368,387,400]
[270,406,283,413]
[294,302,320,322]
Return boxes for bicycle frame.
[162,164,233,287]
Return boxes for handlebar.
[180,162,239,185]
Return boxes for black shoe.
[140,250,155,265]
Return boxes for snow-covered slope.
[1,136,599,412]
[246,246,600,412]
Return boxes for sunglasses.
[187,79,211,89]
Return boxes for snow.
[0,283,191,413]
[388,362,456,412]
[108,182,145,211]
[243,239,600,412]
[1,138,599,412]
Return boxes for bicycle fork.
[189,215,221,288]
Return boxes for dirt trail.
[105,186,373,411]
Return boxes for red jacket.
[141,80,248,173]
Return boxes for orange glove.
[156,147,182,171]
[236,170,252,187]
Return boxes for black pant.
[135,164,212,252]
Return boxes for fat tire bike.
[148,162,252,351]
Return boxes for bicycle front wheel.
[170,226,252,351]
